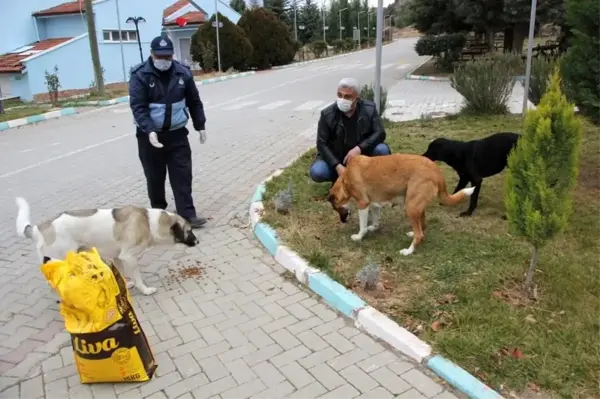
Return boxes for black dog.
[422,132,520,217]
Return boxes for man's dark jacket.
[316,99,386,168]
[129,58,206,136]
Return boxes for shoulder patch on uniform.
[129,62,144,76]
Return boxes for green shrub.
[360,83,388,117]
[505,70,582,287]
[332,39,345,54]
[238,8,295,69]
[193,41,216,72]
[415,33,466,70]
[561,0,599,123]
[192,13,252,71]
[451,53,522,115]
[343,39,355,51]
[528,56,560,105]
[309,40,327,58]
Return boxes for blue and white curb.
[68,72,257,107]
[196,71,255,85]
[271,40,397,71]
[249,167,505,399]
[405,74,451,81]
[0,107,77,132]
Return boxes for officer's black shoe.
[187,216,207,229]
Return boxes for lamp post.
[126,16,146,63]
[357,11,364,49]
[522,0,538,116]
[293,0,298,41]
[339,7,348,40]
[367,11,373,44]
[322,5,328,43]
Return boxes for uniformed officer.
[129,35,207,229]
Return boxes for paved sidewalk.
[0,111,462,398]
[384,79,534,121]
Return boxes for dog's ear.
[170,222,186,242]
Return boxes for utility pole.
[374,0,383,113]
[522,0,538,116]
[84,0,104,95]
[114,0,126,82]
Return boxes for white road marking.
[221,101,260,111]
[113,108,130,113]
[51,142,61,146]
[20,149,34,153]
[0,134,130,179]
[258,100,292,110]
[382,63,394,70]
[396,63,411,69]
[294,101,326,111]
[361,64,374,70]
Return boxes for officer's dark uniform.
[129,36,206,226]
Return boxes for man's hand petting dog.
[343,146,362,164]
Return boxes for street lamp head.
[126,16,146,24]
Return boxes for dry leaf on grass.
[525,314,537,323]
[499,347,525,360]
[431,320,441,331]
[436,293,458,305]
[528,382,540,392]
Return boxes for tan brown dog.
[327,153,475,255]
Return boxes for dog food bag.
[40,248,157,384]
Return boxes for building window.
[103,30,138,42]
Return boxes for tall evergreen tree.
[298,0,321,44]
[505,70,582,288]
[230,0,247,14]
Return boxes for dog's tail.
[437,179,475,206]
[16,197,39,240]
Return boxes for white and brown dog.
[15,197,199,295]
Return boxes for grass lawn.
[0,106,54,122]
[411,58,452,78]
[262,115,599,399]
[86,87,129,101]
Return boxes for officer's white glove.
[198,130,207,144]
[148,132,163,148]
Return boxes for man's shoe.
[187,216,207,229]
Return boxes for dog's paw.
[400,247,414,256]
[126,280,135,289]
[350,234,363,242]
[367,225,379,232]
[140,286,158,296]
[406,231,414,237]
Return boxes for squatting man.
[310,77,391,183]
[129,35,208,229]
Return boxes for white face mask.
[154,59,172,71]
[337,98,353,113]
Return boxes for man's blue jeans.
[309,143,392,183]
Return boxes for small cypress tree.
[505,69,582,288]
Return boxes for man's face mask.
[153,56,172,71]
[336,88,356,113]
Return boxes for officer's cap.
[150,36,174,56]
